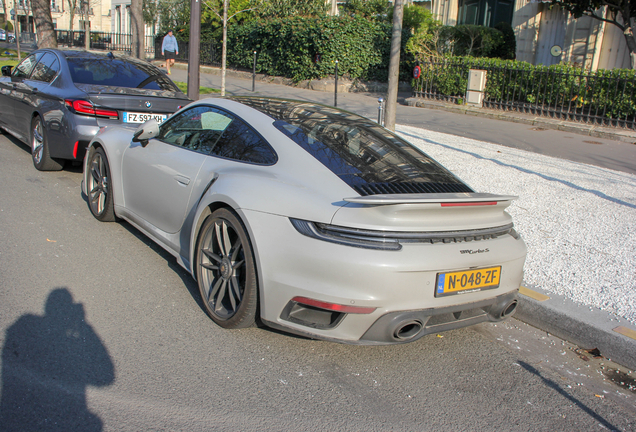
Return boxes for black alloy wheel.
[196,208,258,329]
[31,116,63,171]
[87,147,116,222]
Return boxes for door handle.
[174,174,190,185]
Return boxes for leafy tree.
[250,0,327,19]
[549,0,636,69]
[393,3,438,32]
[340,0,390,19]
[155,0,191,34]
[202,0,253,39]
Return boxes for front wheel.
[31,116,63,171]
[196,208,258,329]
[86,147,115,222]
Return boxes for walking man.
[162,30,179,75]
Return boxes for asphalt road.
[1,131,635,431]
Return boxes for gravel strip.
[396,125,636,326]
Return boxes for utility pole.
[187,0,201,100]
[384,0,404,131]
[220,0,228,96]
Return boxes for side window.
[30,53,60,83]
[212,116,277,165]
[157,106,230,153]
[156,105,276,164]
[12,53,42,79]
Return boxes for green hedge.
[413,57,636,120]
[226,16,413,83]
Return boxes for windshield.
[67,57,179,91]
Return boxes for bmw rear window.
[239,99,472,196]
[67,57,178,91]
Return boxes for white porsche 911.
[83,97,527,344]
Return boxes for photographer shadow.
[0,288,115,431]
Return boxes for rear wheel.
[87,147,115,222]
[31,116,64,171]
[196,208,258,329]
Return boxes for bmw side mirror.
[132,119,160,147]
[1,66,12,77]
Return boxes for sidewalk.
[166,63,636,370]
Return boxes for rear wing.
[344,193,518,205]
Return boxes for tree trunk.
[384,0,404,132]
[624,17,636,69]
[2,1,9,31]
[130,0,144,59]
[67,0,75,33]
[32,0,57,48]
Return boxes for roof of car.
[53,49,142,62]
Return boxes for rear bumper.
[359,290,519,344]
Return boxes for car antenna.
[107,52,115,59]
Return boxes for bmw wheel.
[87,147,115,222]
[31,116,63,171]
[196,208,258,329]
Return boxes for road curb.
[515,284,636,371]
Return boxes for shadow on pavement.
[0,288,115,431]
[518,361,619,431]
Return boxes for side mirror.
[1,66,12,77]
[132,119,160,146]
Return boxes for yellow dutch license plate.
[435,266,501,297]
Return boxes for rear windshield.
[67,57,179,91]
[238,99,472,196]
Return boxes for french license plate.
[435,266,501,297]
[123,112,167,124]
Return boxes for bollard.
[377,97,384,126]
[334,60,338,107]
[252,51,257,92]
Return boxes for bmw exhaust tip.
[393,320,423,341]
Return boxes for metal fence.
[413,60,636,130]
[153,39,221,68]
[55,30,157,56]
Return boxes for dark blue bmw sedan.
[0,49,190,170]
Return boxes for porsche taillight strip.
[441,202,497,207]
[291,218,518,247]
[291,297,376,314]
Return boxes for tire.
[31,116,64,171]
[86,147,116,222]
[196,208,258,329]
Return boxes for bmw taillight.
[65,99,118,119]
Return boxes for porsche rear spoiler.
[344,193,517,205]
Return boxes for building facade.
[431,0,631,70]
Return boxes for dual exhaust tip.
[391,299,519,342]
